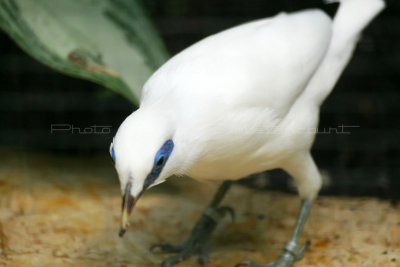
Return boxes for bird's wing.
[141,9,332,119]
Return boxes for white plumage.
[114,0,383,198]
[111,0,384,265]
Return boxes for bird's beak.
[118,182,135,237]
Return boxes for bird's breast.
[178,109,285,181]
[178,103,319,181]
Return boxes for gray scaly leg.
[237,198,314,267]
[151,180,233,267]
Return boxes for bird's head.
[109,107,176,237]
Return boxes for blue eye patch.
[111,147,116,162]
[143,139,174,190]
[153,139,174,173]
[109,140,116,162]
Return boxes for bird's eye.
[151,139,174,174]
[145,140,174,190]
[156,156,165,168]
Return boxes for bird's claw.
[152,240,209,267]
[197,242,210,265]
[236,240,310,267]
[292,240,310,261]
[151,206,235,266]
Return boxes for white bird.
[110,0,385,266]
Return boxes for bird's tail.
[303,0,385,106]
[329,0,385,45]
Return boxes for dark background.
[0,0,399,200]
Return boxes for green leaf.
[0,0,169,106]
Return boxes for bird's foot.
[150,206,234,267]
[236,240,310,267]
[151,239,209,267]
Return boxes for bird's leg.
[151,180,233,267]
[237,198,314,267]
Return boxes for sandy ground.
[0,149,398,267]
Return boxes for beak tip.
[119,228,126,238]
[119,182,135,238]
